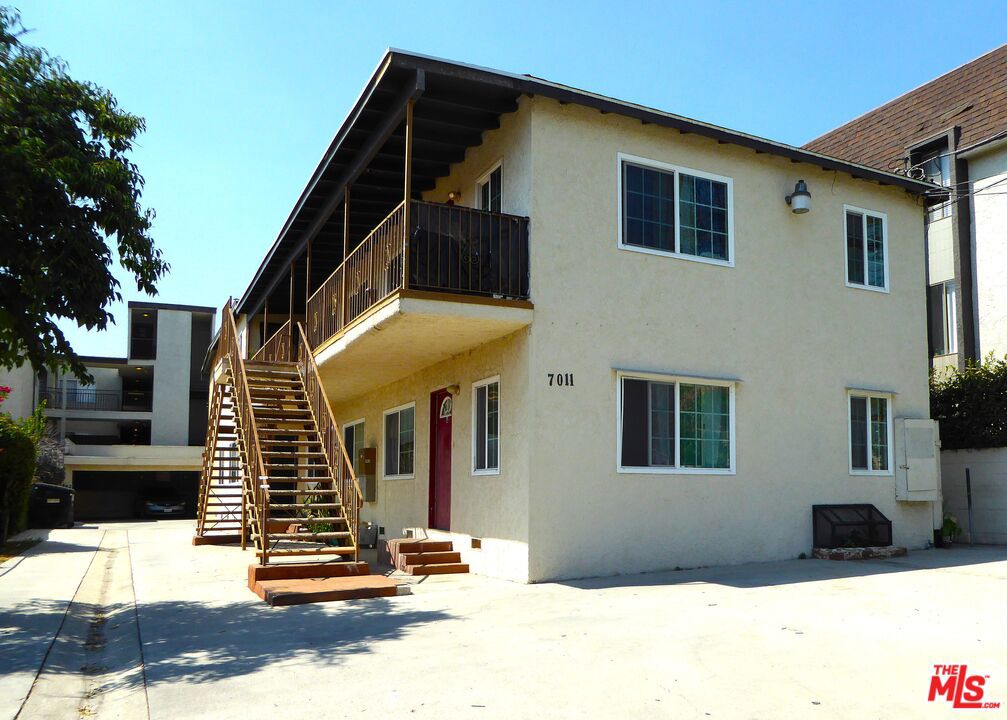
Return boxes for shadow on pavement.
[557,545,1007,591]
[0,596,452,688]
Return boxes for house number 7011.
[547,373,574,386]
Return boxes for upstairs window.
[383,403,415,479]
[911,142,952,221]
[476,163,502,213]
[619,155,732,264]
[845,206,888,291]
[849,392,892,475]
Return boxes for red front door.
[429,388,453,530]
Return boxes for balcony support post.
[341,188,350,328]
[402,98,414,290]
[288,259,295,353]
[305,238,312,320]
[262,297,270,361]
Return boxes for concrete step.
[405,562,469,576]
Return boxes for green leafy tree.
[0,7,168,383]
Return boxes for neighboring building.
[805,44,1007,372]
[208,51,942,583]
[1,301,215,519]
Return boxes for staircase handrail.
[221,302,272,563]
[295,321,363,558]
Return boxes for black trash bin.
[28,482,75,528]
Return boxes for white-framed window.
[472,376,500,474]
[844,205,889,292]
[617,371,736,474]
[617,152,734,266]
[928,280,958,356]
[476,161,502,213]
[848,391,893,476]
[382,403,415,479]
[343,418,365,474]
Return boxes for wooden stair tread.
[405,563,470,576]
[251,575,400,606]
[256,547,356,557]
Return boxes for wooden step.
[405,563,469,576]
[249,561,369,583]
[261,451,325,457]
[267,487,338,493]
[256,547,356,558]
[265,477,333,484]
[400,551,462,565]
[259,531,351,540]
[251,574,401,606]
[270,502,341,510]
[393,540,454,555]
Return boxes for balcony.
[39,387,153,412]
[305,200,532,402]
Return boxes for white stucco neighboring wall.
[941,448,1007,544]
[0,363,36,420]
[969,144,1007,359]
[522,99,934,581]
[151,309,192,445]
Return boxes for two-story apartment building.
[208,51,941,583]
[2,301,214,519]
[805,44,1007,373]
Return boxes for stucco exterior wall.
[151,309,192,445]
[422,97,532,217]
[521,99,934,581]
[969,144,1007,359]
[328,329,531,582]
[0,363,36,420]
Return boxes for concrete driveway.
[2,520,1006,719]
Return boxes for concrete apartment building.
[1,301,214,518]
[200,51,944,583]
[806,44,1007,372]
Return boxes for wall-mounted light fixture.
[785,180,811,214]
[447,190,462,205]
[446,384,461,395]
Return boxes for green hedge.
[0,408,44,542]
[931,356,1007,450]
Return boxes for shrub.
[930,355,1007,450]
[0,407,45,542]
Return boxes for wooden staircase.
[241,359,357,562]
[194,305,394,604]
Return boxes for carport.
[70,470,199,520]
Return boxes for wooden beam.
[288,259,295,330]
[403,98,414,291]
[305,237,312,311]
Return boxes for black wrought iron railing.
[306,200,530,349]
[38,387,152,412]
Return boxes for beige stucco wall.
[422,96,532,217]
[521,99,934,581]
[327,329,531,582]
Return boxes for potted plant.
[942,514,962,547]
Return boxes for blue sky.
[14,0,1007,355]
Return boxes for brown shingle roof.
[804,44,1007,171]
